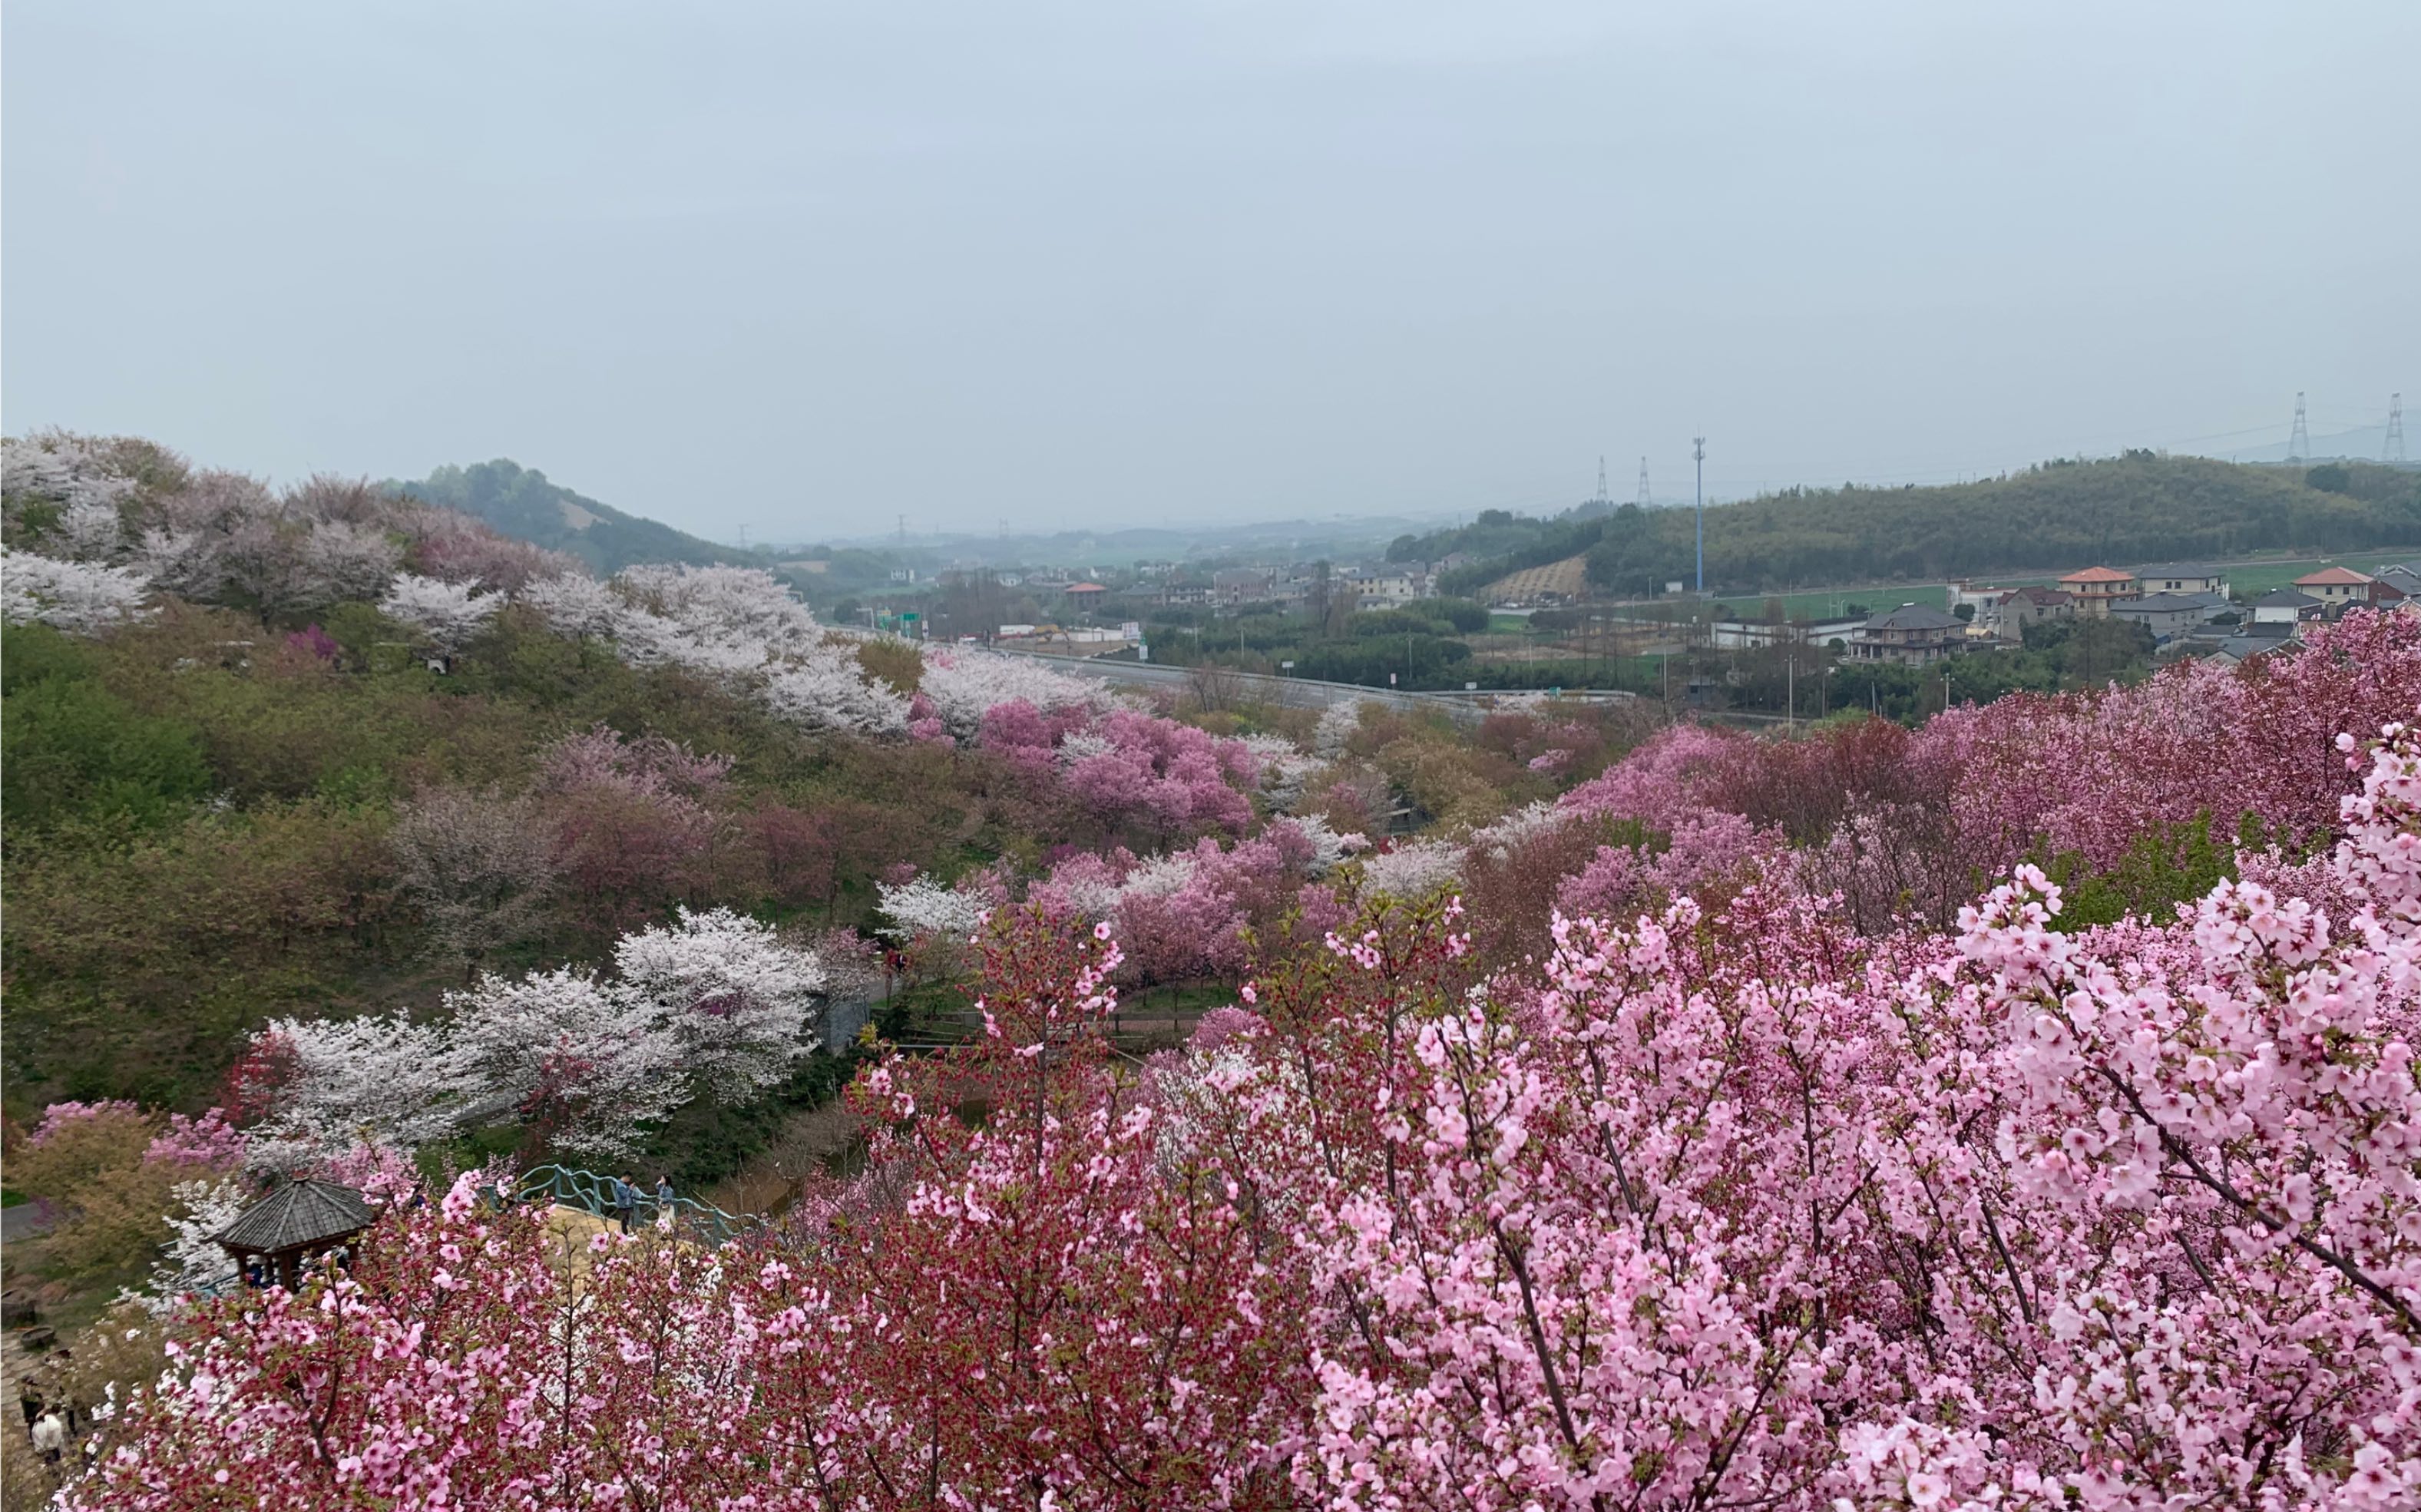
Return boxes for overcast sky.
[6,2,2415,541]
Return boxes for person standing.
[31,1409,64,1467]
[654,1174,674,1217]
[612,1174,637,1234]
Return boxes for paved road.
[999,650,1635,723]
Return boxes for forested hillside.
[1395,455,2421,597]
[392,458,758,576]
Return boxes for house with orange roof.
[2293,566,2376,610]
[2057,566,2139,620]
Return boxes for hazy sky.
[6,2,2415,542]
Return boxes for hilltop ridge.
[389,458,759,577]
[1390,455,2421,597]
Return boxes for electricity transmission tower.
[1636,457,1651,508]
[2289,392,2311,462]
[1595,456,1609,507]
[2388,395,2408,464]
[1692,435,1707,594]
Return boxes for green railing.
[511,1164,759,1247]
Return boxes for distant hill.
[390,460,759,576]
[1401,455,2421,599]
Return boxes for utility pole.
[1693,435,1707,595]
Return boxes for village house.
[1350,565,1431,605]
[2372,563,2421,600]
[1210,567,1278,606]
[2058,566,2139,619]
[2110,591,2231,641]
[2294,566,2379,610]
[2135,561,2232,598]
[1975,584,2074,637]
[2212,633,2297,667]
[1850,603,1966,666]
[2251,587,2324,625]
[1709,617,1864,650]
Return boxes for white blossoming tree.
[519,571,636,640]
[445,966,687,1160]
[918,649,1106,736]
[618,563,819,651]
[761,650,913,735]
[238,1013,476,1167]
[613,906,825,1103]
[125,1179,252,1315]
[0,548,156,634]
[245,908,826,1162]
[379,572,504,653]
[876,874,993,942]
[1,432,139,523]
[1356,838,1466,898]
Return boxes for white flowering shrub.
[125,1179,252,1315]
[1,548,156,634]
[243,910,825,1163]
[918,649,1106,736]
[379,572,504,653]
[1311,700,1365,757]
[876,874,992,941]
[1356,838,1466,898]
[612,906,825,1103]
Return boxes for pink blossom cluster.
[80,717,2421,1504]
[1552,808,1777,922]
[71,621,2421,1510]
[25,1099,144,1146]
[990,702,1263,837]
[1023,820,1355,982]
[1556,613,2421,925]
[141,1109,249,1173]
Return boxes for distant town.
[796,544,2421,724]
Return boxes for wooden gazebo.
[213,1178,375,1290]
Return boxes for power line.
[2288,392,2311,462]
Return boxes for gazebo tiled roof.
[215,1179,375,1256]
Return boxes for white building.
[1351,566,1431,605]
